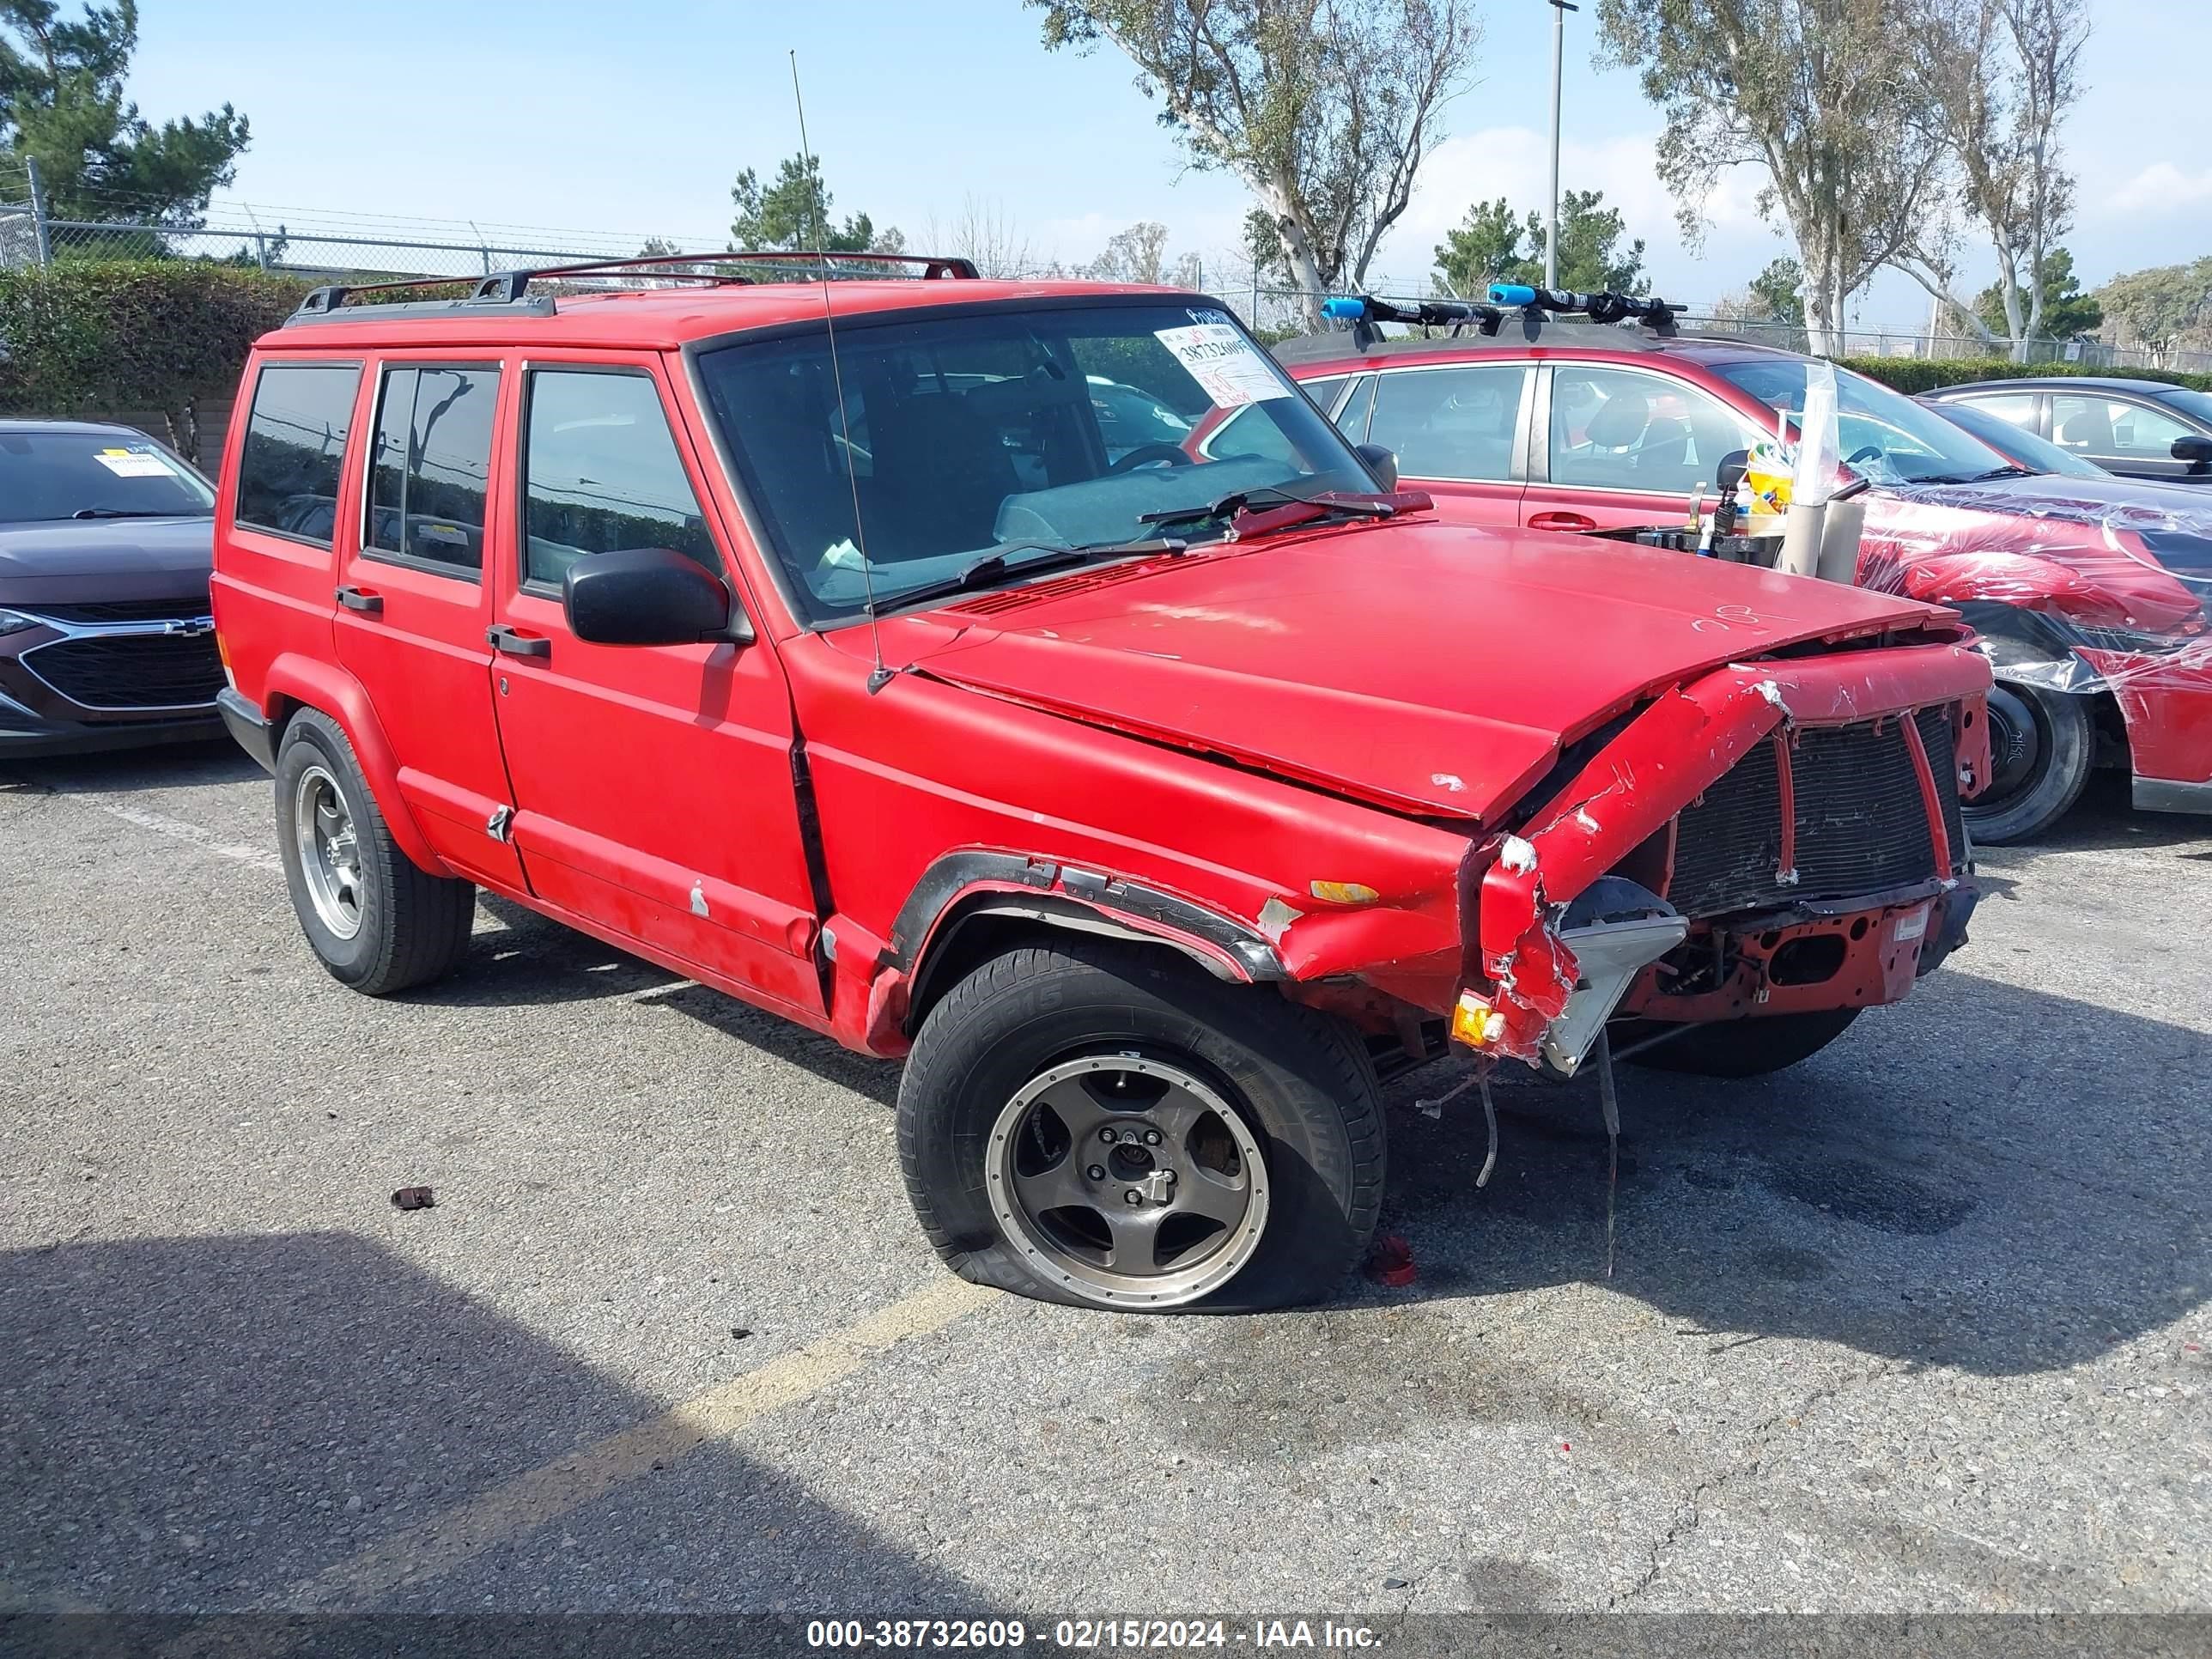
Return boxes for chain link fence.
[3,170,2204,374]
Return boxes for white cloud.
[2107,162,2212,216]
[1366,124,1788,303]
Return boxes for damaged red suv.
[211,256,1990,1311]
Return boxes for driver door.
[486,356,825,1018]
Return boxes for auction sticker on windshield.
[92,446,183,479]
[1154,323,1291,409]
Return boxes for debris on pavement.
[1365,1234,1417,1288]
[389,1186,434,1211]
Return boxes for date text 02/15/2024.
[804,1620,1385,1649]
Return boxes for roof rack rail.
[284,249,981,325]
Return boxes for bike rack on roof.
[1313,285,1680,352]
[284,249,982,325]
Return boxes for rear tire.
[1963,682,2092,844]
[274,708,476,995]
[897,939,1384,1312]
[1622,1007,1863,1079]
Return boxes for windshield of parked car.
[1926,398,2110,480]
[696,300,1376,623]
[0,429,216,523]
[1717,360,2014,486]
[2151,386,2212,427]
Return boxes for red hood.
[1861,478,2212,636]
[876,519,1956,817]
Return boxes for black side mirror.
[562,548,746,647]
[2171,434,2212,470]
[1715,448,1752,498]
[1354,442,1399,492]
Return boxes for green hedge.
[1836,355,2212,394]
[0,261,317,423]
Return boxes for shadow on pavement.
[1984,770,2211,858]
[0,1231,987,1615]
[0,740,258,796]
[1359,967,2209,1377]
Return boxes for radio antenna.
[791,50,893,692]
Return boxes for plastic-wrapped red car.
[1278,326,2212,842]
[211,257,1990,1310]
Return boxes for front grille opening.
[1769,934,1848,985]
[1660,712,1959,918]
[24,634,223,710]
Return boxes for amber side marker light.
[1451,989,1505,1049]
[1308,880,1380,905]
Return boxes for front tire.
[1621,1007,1863,1078]
[897,940,1384,1312]
[1963,682,2092,844]
[274,708,476,995]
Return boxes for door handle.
[1528,511,1597,532]
[335,585,384,614]
[486,624,550,659]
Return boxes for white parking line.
[39,789,283,876]
[294,1274,994,1607]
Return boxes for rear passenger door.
[486,358,825,1018]
[1356,362,1532,527]
[332,357,524,889]
[1522,363,1761,534]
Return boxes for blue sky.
[130,0,2210,325]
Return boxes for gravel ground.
[2,743,2207,1624]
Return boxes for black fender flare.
[887,851,1286,1030]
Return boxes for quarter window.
[1369,365,1527,482]
[1548,366,1753,495]
[234,363,362,544]
[366,366,499,573]
[1956,392,2039,429]
[1332,375,1377,441]
[521,372,720,587]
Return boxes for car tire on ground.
[274,708,476,995]
[1620,1007,1863,1079]
[897,939,1384,1312]
[1963,682,2093,844]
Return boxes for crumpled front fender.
[1467,644,1990,1062]
[1472,671,1790,1059]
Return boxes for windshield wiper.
[1907,465,2036,486]
[71,507,189,519]
[874,536,1188,615]
[1136,484,1398,532]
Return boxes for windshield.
[696,301,1376,623]
[0,429,216,523]
[1924,399,2108,480]
[2154,386,2212,428]
[1717,360,2013,486]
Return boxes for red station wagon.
[1275,324,2212,842]
[212,255,1992,1311]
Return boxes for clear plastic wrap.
[1853,477,2212,795]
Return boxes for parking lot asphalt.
[2,741,2208,1620]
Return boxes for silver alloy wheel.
[293,763,365,940]
[986,1053,1270,1308]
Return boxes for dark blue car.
[0,419,226,757]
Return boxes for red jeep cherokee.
[212,256,1990,1311]
[1274,323,2212,842]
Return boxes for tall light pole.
[1545,0,1578,293]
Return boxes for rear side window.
[521,371,720,587]
[366,365,500,574]
[234,363,362,544]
